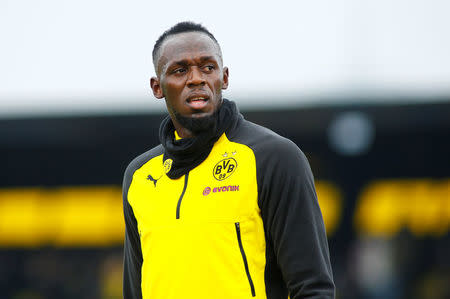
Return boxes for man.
[122,21,335,299]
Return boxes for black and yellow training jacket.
[122,100,335,299]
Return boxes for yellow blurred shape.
[316,181,342,236]
[354,179,450,238]
[0,186,124,247]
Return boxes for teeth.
[191,97,206,101]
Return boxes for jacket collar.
[159,99,241,179]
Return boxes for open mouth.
[187,95,209,109]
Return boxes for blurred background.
[1,0,449,298]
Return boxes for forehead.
[157,32,221,71]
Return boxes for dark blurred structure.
[0,98,449,299]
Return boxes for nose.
[187,67,205,87]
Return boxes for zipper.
[175,173,189,219]
[235,222,256,297]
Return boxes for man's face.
[150,32,229,135]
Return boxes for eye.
[203,65,215,72]
[172,68,186,74]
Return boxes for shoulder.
[123,144,164,182]
[230,120,314,206]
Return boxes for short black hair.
[152,21,220,69]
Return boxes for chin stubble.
[172,110,218,135]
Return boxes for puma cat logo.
[147,174,162,187]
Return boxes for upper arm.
[122,163,143,299]
[256,138,335,298]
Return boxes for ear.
[150,77,164,99]
[222,67,229,90]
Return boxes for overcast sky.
[1,0,450,117]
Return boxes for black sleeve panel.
[228,120,335,299]
[122,145,164,299]
[123,200,142,299]
[257,138,334,298]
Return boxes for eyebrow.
[198,56,215,62]
[170,56,217,67]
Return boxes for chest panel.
[127,134,259,232]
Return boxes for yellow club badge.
[213,158,237,181]
[163,159,173,174]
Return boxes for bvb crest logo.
[164,159,173,174]
[213,158,237,181]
